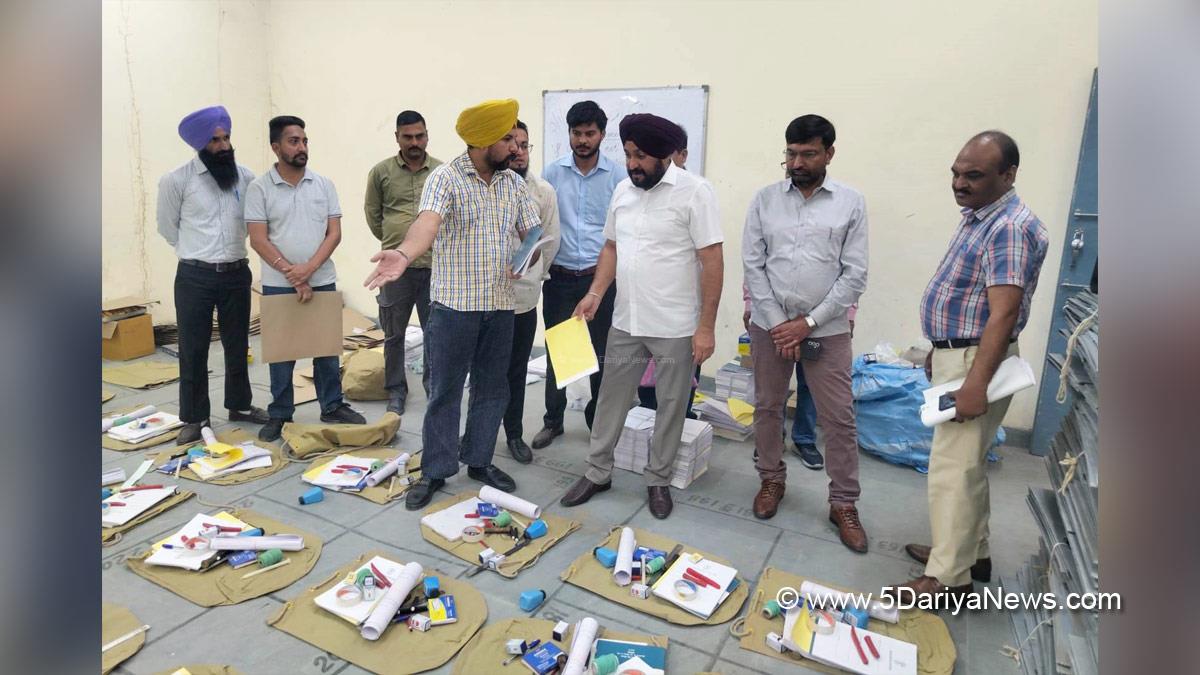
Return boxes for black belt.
[180,258,248,272]
[549,264,596,277]
[931,337,1017,349]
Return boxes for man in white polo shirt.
[559,113,724,520]
[245,115,366,441]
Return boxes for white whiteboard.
[542,85,709,176]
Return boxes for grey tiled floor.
[102,338,1049,674]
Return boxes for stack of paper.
[144,511,252,570]
[189,441,273,480]
[715,360,756,405]
[649,553,738,619]
[102,486,178,527]
[420,497,483,541]
[693,397,754,441]
[301,454,377,492]
[102,467,126,485]
[315,555,410,624]
[781,602,918,674]
[404,325,424,369]
[612,408,713,489]
[106,413,185,444]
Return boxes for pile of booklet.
[715,360,755,405]
[105,412,184,444]
[102,485,178,528]
[301,454,378,492]
[648,552,739,620]
[693,395,754,441]
[613,407,714,489]
[144,511,254,571]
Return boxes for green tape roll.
[491,511,512,527]
[370,460,385,472]
[354,568,373,586]
[645,555,666,574]
[763,599,782,619]
[258,548,283,567]
[593,653,619,675]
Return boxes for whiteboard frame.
[541,84,710,176]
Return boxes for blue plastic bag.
[852,355,1002,473]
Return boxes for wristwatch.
[804,315,818,329]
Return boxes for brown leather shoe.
[882,575,973,604]
[904,543,992,582]
[647,486,673,519]
[829,504,868,553]
[531,425,564,450]
[753,480,786,519]
[559,476,610,507]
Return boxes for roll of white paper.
[366,452,410,488]
[361,561,423,641]
[562,616,599,675]
[612,527,636,586]
[479,485,542,519]
[200,426,218,446]
[799,580,899,624]
[102,405,157,432]
[207,534,304,551]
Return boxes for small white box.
[630,583,650,599]
[505,638,527,655]
[552,620,570,641]
[406,614,431,632]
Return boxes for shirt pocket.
[799,223,838,262]
[306,194,329,226]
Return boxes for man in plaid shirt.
[365,98,541,510]
[886,130,1049,601]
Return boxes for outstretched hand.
[364,250,409,290]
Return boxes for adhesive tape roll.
[673,579,699,600]
[461,526,485,543]
[592,653,619,675]
[354,568,373,586]
[762,599,782,619]
[336,585,362,605]
[258,548,283,567]
[491,511,512,527]
[806,607,837,635]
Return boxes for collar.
[961,188,1017,221]
[782,176,836,195]
[190,156,209,174]
[269,164,312,185]
[456,151,511,184]
[557,152,615,176]
[395,152,434,172]
[636,160,680,192]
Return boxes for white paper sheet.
[314,556,401,625]
[302,454,376,490]
[102,467,126,485]
[101,486,177,527]
[106,413,184,444]
[119,459,155,490]
[361,561,424,640]
[479,485,542,519]
[613,527,636,586]
[419,497,483,540]
[919,354,1036,426]
[562,616,599,675]
[189,442,273,480]
[144,512,252,570]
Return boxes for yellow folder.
[544,317,600,389]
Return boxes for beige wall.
[103,0,1097,429]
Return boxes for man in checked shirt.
[886,131,1049,601]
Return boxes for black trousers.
[503,308,539,441]
[173,261,252,423]
[540,270,616,430]
[378,267,432,401]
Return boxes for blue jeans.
[262,284,345,420]
[422,302,514,480]
[791,361,818,445]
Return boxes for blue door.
[1030,70,1098,455]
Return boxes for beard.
[511,164,528,178]
[629,159,669,189]
[789,167,826,190]
[573,144,598,160]
[198,147,240,191]
[488,153,515,172]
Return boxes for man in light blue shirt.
[534,101,625,449]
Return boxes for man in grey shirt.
[742,114,870,553]
[156,105,270,445]
[245,115,366,441]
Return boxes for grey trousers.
[585,327,695,487]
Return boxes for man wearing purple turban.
[156,105,270,445]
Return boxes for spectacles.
[783,149,821,163]
[518,143,534,151]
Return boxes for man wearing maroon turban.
[156,105,269,445]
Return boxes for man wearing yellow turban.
[365,98,544,510]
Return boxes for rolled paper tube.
[562,616,598,675]
[644,556,666,574]
[799,580,899,624]
[103,405,157,432]
[762,599,782,619]
[200,426,218,446]
[365,452,410,488]
[592,653,619,675]
[613,527,636,586]
[478,485,542,519]
[257,548,283,567]
[209,535,304,551]
[361,561,423,641]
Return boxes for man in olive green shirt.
[364,110,443,415]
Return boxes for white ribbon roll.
[366,452,410,487]
[799,580,899,624]
[361,561,423,641]
[562,616,599,675]
[479,485,542,519]
[207,534,304,551]
[612,527,636,587]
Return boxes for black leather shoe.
[321,403,366,425]
[507,438,533,464]
[387,394,405,416]
[647,486,673,519]
[228,406,270,424]
[258,418,287,442]
[405,476,446,511]
[467,464,516,492]
[176,421,208,446]
[905,543,992,583]
[560,476,611,507]
[531,426,563,449]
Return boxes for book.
[592,638,667,670]
[781,602,918,675]
[102,486,178,527]
[649,552,739,620]
[521,642,565,675]
[510,225,558,275]
[427,595,457,625]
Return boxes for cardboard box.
[102,314,155,360]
